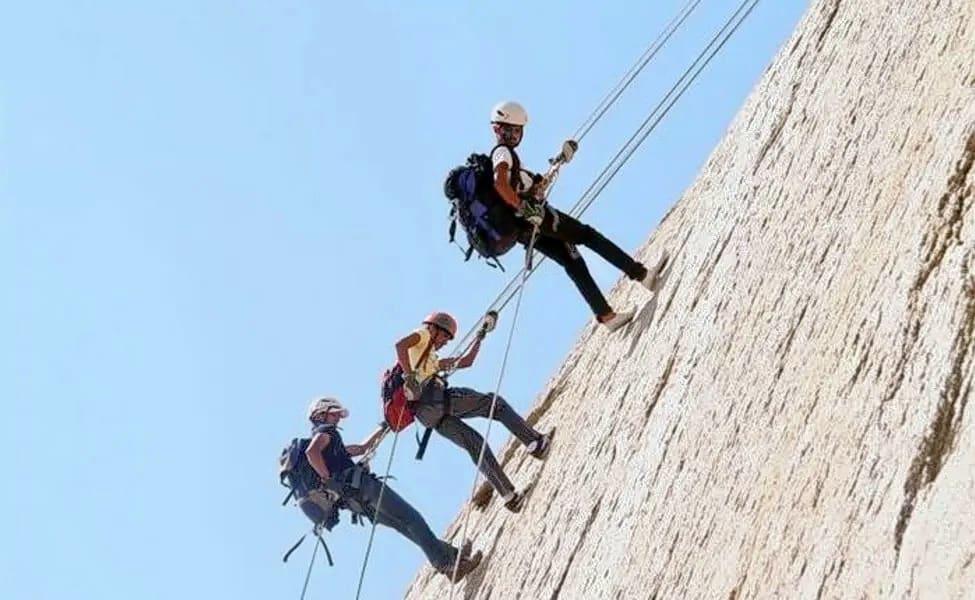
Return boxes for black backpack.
[279,437,320,503]
[278,437,339,570]
[443,145,522,267]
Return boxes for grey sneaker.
[599,308,635,332]
[640,250,670,292]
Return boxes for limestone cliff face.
[407,1,975,598]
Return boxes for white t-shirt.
[491,146,535,193]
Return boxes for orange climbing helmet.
[422,311,458,339]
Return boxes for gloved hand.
[403,373,423,401]
[559,139,578,164]
[519,200,545,227]
[477,310,498,340]
[529,173,550,201]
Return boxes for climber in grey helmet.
[490,100,669,331]
[302,396,482,582]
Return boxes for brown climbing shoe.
[442,550,483,584]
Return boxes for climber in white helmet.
[490,100,669,332]
[284,396,482,582]
[393,310,553,513]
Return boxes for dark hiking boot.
[442,550,483,584]
[528,428,555,460]
[504,490,526,513]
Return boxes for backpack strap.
[409,336,445,461]
[415,382,452,461]
[282,533,307,563]
[415,426,434,460]
[316,532,334,567]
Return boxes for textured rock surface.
[407,1,975,598]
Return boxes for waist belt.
[332,466,374,524]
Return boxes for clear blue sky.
[1,1,808,598]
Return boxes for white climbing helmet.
[307,396,349,421]
[490,100,528,126]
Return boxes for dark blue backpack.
[444,145,521,267]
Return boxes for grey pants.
[336,469,457,570]
[414,386,540,497]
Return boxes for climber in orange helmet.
[393,310,552,512]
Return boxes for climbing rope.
[572,0,703,144]
[447,242,533,588]
[568,0,762,219]
[353,417,404,599]
[445,1,763,596]
[299,531,320,600]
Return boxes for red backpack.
[380,340,435,432]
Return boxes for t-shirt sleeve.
[491,146,514,170]
[414,327,430,347]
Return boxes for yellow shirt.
[407,327,440,383]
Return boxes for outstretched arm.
[347,424,388,457]
[439,333,483,372]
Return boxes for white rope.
[568,0,761,218]
[299,532,319,600]
[353,424,405,598]
[447,263,532,595]
[572,0,703,144]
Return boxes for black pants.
[414,386,540,497]
[520,208,646,317]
